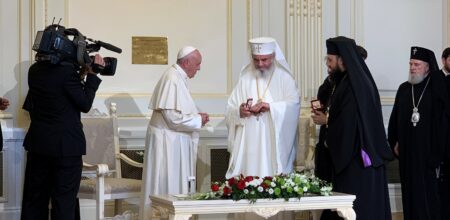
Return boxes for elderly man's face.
[252,53,274,72]
[409,59,429,84]
[183,51,202,78]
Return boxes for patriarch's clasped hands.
[239,101,270,118]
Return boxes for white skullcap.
[249,37,276,55]
[177,46,197,59]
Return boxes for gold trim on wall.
[44,0,48,26]
[247,0,252,40]
[380,97,395,105]
[64,0,68,26]
[350,0,355,37]
[227,0,233,94]
[448,0,450,46]
[94,92,230,99]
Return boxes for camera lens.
[100,57,117,76]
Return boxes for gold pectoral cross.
[256,99,263,121]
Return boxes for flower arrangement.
[195,172,332,203]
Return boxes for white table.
[150,192,356,220]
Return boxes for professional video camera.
[32,21,122,76]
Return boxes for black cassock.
[321,72,391,220]
[388,72,449,220]
[314,77,333,183]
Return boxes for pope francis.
[139,46,209,220]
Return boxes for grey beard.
[258,65,275,77]
[408,72,428,85]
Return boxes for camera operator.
[21,53,104,220]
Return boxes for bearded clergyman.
[388,46,450,220]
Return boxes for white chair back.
[82,117,117,171]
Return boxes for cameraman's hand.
[81,54,105,76]
[89,54,105,75]
[92,54,105,69]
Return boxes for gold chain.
[256,71,275,103]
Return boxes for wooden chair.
[78,102,143,220]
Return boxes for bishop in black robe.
[388,46,450,220]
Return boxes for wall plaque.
[132,37,168,64]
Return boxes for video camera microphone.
[94,40,122,54]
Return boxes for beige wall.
[0,0,449,217]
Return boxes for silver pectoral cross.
[411,107,420,127]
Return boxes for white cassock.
[226,61,300,179]
[226,62,300,220]
[140,64,201,220]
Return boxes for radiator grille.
[120,150,144,180]
[210,149,230,183]
[386,160,400,183]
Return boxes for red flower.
[211,184,219,192]
[264,176,273,181]
[223,186,232,195]
[244,176,254,182]
[228,178,235,186]
[237,180,246,190]
[261,183,269,189]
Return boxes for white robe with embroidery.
[140,64,201,220]
[225,62,300,179]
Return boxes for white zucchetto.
[177,46,197,59]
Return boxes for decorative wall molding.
[287,0,323,103]
[353,0,365,45]
[380,97,395,106]
[447,0,450,46]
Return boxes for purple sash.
[361,149,372,167]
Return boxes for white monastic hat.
[177,46,197,59]
[249,37,276,55]
[248,37,291,72]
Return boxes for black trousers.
[21,152,82,220]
